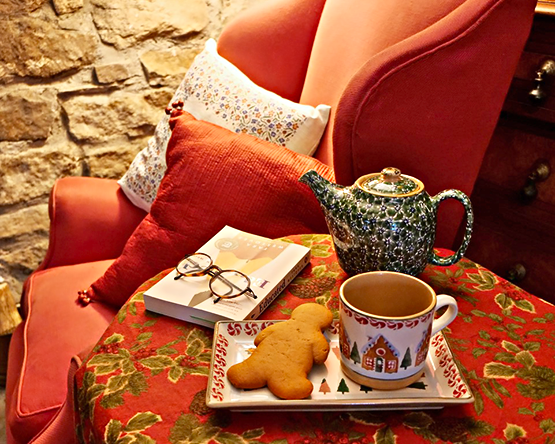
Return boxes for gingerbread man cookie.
[226,303,333,399]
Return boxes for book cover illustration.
[143,226,311,327]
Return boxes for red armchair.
[5,0,535,442]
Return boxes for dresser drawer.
[467,178,555,304]
[468,114,555,303]
[477,118,555,207]
[503,14,555,123]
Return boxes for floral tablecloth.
[75,234,555,444]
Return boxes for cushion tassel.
[77,289,91,306]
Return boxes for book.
[143,226,311,328]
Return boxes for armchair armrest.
[37,177,146,271]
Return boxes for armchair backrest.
[217,0,536,247]
[217,0,326,103]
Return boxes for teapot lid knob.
[356,167,424,197]
[381,167,402,183]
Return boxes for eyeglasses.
[174,252,258,304]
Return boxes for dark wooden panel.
[467,180,555,304]
[500,15,555,123]
[478,117,555,206]
[468,13,555,304]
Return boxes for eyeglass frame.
[174,252,258,303]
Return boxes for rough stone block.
[144,88,175,109]
[140,47,200,86]
[62,91,162,142]
[0,88,57,141]
[0,0,48,14]
[0,205,49,241]
[94,63,133,84]
[0,146,83,206]
[52,0,84,15]
[0,237,49,301]
[85,142,148,178]
[91,0,209,49]
[0,16,97,79]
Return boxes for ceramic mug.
[339,271,458,390]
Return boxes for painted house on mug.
[361,335,400,374]
[415,325,433,367]
[338,323,351,358]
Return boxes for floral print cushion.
[118,39,331,212]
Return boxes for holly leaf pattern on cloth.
[74,238,555,444]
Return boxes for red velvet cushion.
[88,111,333,307]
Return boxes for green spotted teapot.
[299,167,473,276]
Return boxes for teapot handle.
[430,189,474,266]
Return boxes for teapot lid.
[356,167,424,197]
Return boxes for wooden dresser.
[466,5,555,304]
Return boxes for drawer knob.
[519,160,551,203]
[528,59,555,105]
[506,263,527,283]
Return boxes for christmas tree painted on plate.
[360,385,372,393]
[319,378,331,394]
[337,378,349,394]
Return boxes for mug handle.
[430,189,474,266]
[431,294,458,336]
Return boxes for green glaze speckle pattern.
[429,189,473,266]
[299,169,473,276]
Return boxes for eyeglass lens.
[176,253,212,275]
[210,270,250,297]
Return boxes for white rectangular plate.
[206,320,474,411]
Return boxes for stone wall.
[0,0,263,302]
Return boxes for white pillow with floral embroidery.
[119,38,331,212]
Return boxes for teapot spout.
[299,170,345,210]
